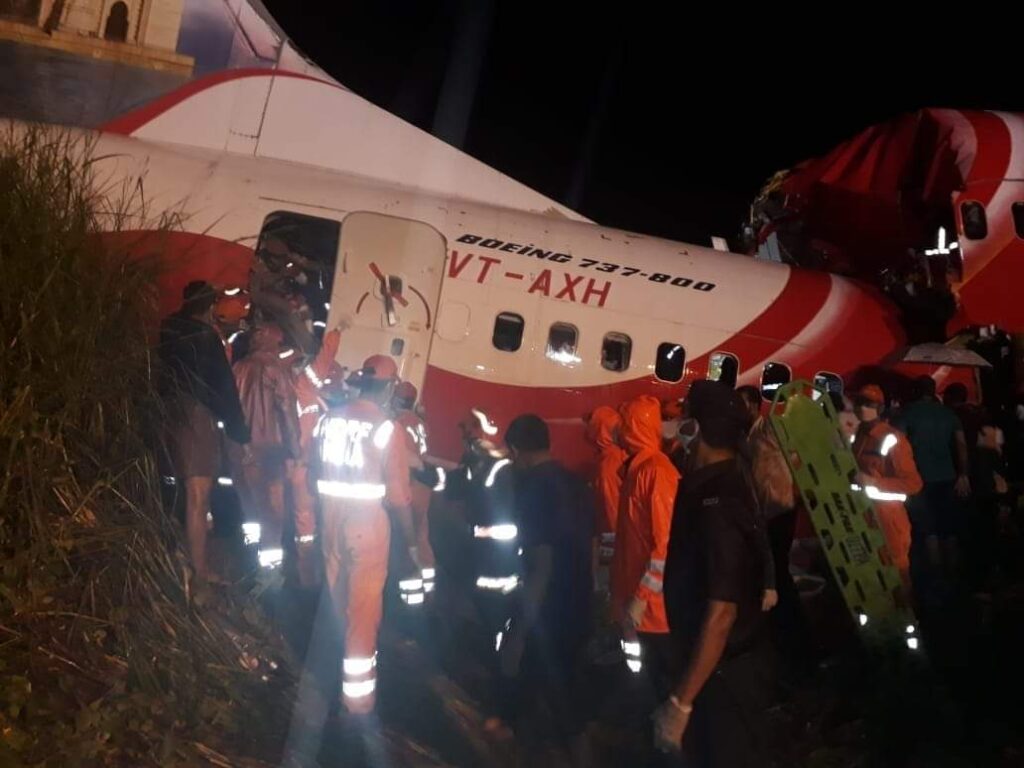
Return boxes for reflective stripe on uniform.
[373,420,394,449]
[433,467,447,492]
[317,480,386,500]
[485,458,512,488]
[343,655,377,676]
[297,402,321,417]
[620,639,642,673]
[304,365,324,389]
[342,679,376,699]
[640,572,663,593]
[851,483,907,502]
[476,575,519,593]
[473,523,518,541]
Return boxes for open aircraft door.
[326,212,446,393]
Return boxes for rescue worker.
[585,406,627,569]
[159,281,250,581]
[391,381,438,597]
[612,394,680,692]
[314,354,418,714]
[444,407,518,631]
[851,385,922,588]
[290,325,343,587]
[232,324,301,567]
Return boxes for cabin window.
[761,362,791,400]
[390,338,405,356]
[546,323,579,364]
[708,352,739,387]
[814,371,843,395]
[961,201,988,240]
[602,333,632,372]
[1013,203,1024,239]
[492,312,525,352]
[655,343,686,383]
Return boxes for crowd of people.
[155,254,1023,765]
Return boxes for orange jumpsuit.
[290,328,341,578]
[586,406,627,563]
[394,408,436,592]
[611,395,679,634]
[852,420,922,583]
[316,397,411,713]
[232,327,300,556]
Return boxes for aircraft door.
[327,212,446,393]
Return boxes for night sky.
[262,3,1021,247]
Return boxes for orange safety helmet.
[214,289,250,325]
[855,384,886,406]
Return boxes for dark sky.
[262,2,1020,247]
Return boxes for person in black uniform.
[655,381,775,766]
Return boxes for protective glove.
[653,696,692,753]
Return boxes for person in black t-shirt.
[490,414,593,762]
[655,381,775,766]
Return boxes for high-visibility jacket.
[586,406,627,561]
[315,397,410,714]
[852,420,922,576]
[316,398,411,509]
[611,395,679,633]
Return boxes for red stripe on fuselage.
[101,69,340,136]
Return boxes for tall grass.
[0,127,293,766]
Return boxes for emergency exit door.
[327,212,447,393]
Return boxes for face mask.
[678,419,699,451]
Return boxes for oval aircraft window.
[1013,202,1024,240]
[961,201,988,241]
[492,312,525,352]
[546,323,580,364]
[602,332,632,372]
[813,371,843,395]
[708,352,739,387]
[655,343,686,383]
[761,362,791,400]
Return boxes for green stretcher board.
[767,380,917,643]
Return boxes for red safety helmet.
[359,354,399,382]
